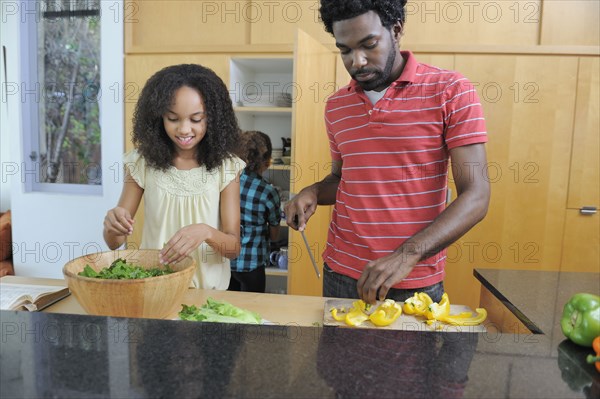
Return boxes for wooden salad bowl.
[63,249,195,319]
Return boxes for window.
[21,0,101,192]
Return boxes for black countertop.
[475,268,600,348]
[2,269,600,398]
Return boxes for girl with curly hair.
[229,131,281,293]
[103,64,245,290]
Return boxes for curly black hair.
[235,131,272,174]
[132,64,240,171]
[319,0,408,34]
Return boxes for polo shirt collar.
[348,50,417,92]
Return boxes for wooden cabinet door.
[561,57,600,272]
[444,55,579,309]
[249,0,334,47]
[288,29,336,296]
[561,210,599,272]
[123,54,230,247]
[402,0,541,46]
[540,1,600,46]
[125,1,249,51]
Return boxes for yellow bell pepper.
[402,291,487,326]
[452,311,474,318]
[352,300,372,313]
[402,292,433,316]
[345,308,369,326]
[330,301,371,327]
[369,299,403,326]
[425,293,450,320]
[330,307,347,322]
[440,308,488,326]
[344,301,370,326]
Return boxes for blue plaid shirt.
[231,170,281,272]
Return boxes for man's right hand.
[284,187,318,231]
[285,160,342,230]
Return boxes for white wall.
[1,5,14,212]
[2,2,124,278]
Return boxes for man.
[284,0,490,304]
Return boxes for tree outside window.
[36,0,101,185]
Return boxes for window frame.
[19,0,103,195]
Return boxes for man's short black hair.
[319,0,408,34]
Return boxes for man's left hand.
[356,251,418,304]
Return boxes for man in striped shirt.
[285,0,490,304]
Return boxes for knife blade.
[300,229,321,279]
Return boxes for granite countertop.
[474,268,600,350]
[1,304,599,398]
[2,269,600,398]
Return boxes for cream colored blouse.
[124,150,245,290]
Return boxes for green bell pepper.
[560,293,600,347]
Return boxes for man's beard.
[352,45,397,91]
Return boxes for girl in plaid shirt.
[229,131,281,292]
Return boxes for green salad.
[78,258,174,279]
[179,298,262,324]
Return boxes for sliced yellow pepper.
[369,299,403,327]
[344,300,372,326]
[345,307,369,326]
[330,301,370,326]
[452,311,474,318]
[330,308,347,322]
[403,291,487,326]
[440,308,487,326]
[350,300,372,314]
[402,292,433,316]
[425,293,450,320]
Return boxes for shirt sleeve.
[123,149,146,189]
[442,73,488,149]
[265,186,281,226]
[219,156,246,192]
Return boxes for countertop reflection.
[1,306,599,398]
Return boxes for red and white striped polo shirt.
[323,51,487,289]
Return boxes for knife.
[300,229,321,279]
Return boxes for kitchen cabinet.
[444,54,579,309]
[540,0,600,46]
[124,0,249,51]
[403,1,541,47]
[561,210,600,272]
[248,0,334,46]
[562,57,600,273]
[229,56,294,293]
[287,30,336,295]
[124,0,600,50]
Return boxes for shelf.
[265,267,288,277]
[231,56,293,293]
[234,106,292,114]
[269,164,291,171]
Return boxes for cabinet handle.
[580,206,598,215]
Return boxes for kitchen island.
[1,271,599,398]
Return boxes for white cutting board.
[323,299,487,333]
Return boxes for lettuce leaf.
[179,298,262,324]
[78,258,173,279]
